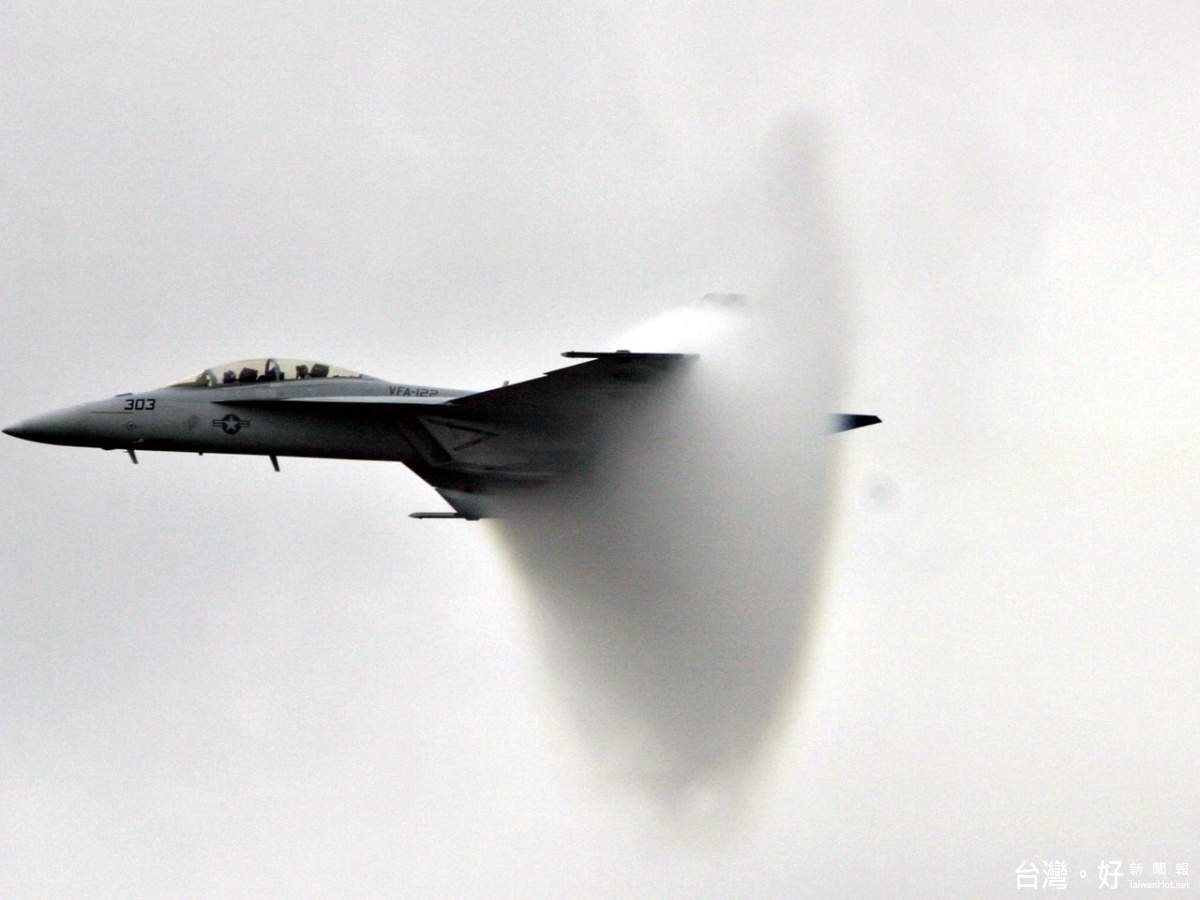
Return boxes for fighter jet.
[4,352,880,519]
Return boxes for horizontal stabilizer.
[828,414,882,433]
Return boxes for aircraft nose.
[3,409,89,446]
[3,419,36,440]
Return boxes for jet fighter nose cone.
[2,409,95,447]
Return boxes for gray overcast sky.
[3,3,1199,897]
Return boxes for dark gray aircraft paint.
[5,351,879,519]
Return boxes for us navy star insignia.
[213,413,250,434]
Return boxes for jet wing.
[445,351,698,420]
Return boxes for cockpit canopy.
[172,358,373,388]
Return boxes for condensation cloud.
[492,124,850,810]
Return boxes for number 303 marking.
[124,398,156,411]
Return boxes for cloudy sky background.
[3,3,1199,896]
